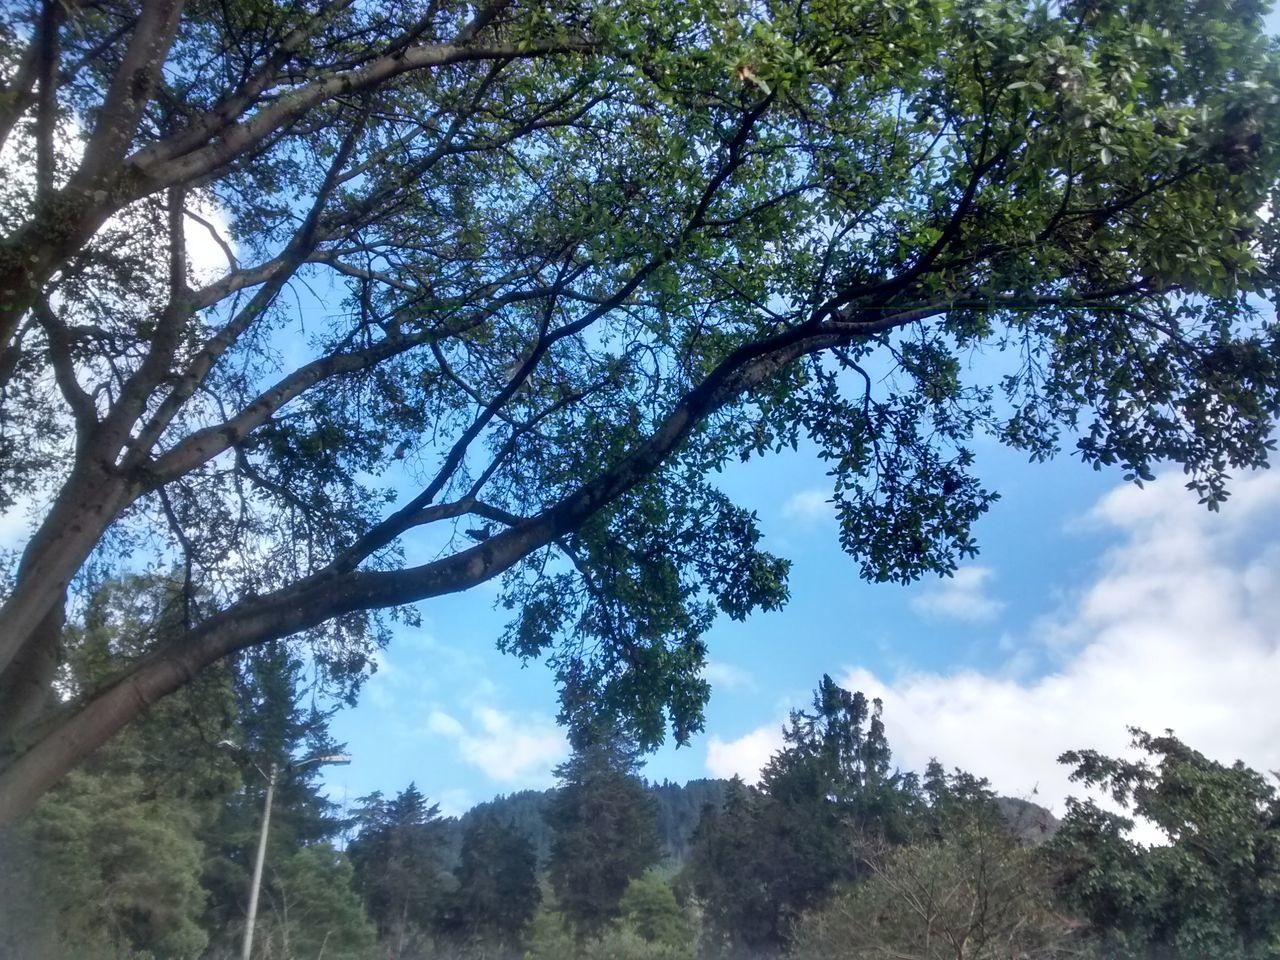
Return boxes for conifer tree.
[440,812,542,952]
[348,783,450,958]
[546,734,661,937]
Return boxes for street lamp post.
[237,751,351,960]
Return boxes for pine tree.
[546,734,661,938]
[687,676,926,955]
[0,575,236,958]
[200,644,351,956]
[348,783,450,958]
[683,777,777,956]
[439,812,541,952]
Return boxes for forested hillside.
[459,776,1056,868]
[455,778,729,866]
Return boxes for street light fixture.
[225,747,351,960]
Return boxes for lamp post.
[234,750,351,960]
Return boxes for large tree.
[546,735,662,937]
[790,822,1082,960]
[347,783,452,958]
[686,678,925,955]
[1050,729,1280,959]
[439,812,542,952]
[2,0,1280,821]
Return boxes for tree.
[0,575,236,959]
[255,843,378,960]
[4,0,1280,821]
[347,783,450,959]
[790,822,1083,960]
[439,812,542,953]
[200,643,353,958]
[546,735,662,937]
[0,573,359,958]
[618,871,695,958]
[761,675,918,843]
[0,764,212,959]
[523,907,579,960]
[1049,729,1280,959]
[683,776,778,956]
[687,677,928,955]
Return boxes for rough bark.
[0,465,134,684]
[0,597,65,756]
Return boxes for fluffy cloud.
[706,471,1280,816]
[781,488,834,524]
[703,659,755,691]
[909,565,1005,623]
[434,788,475,818]
[425,705,568,788]
[707,724,784,783]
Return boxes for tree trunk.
[0,194,113,373]
[0,596,65,754]
[0,629,201,823]
[0,465,132,687]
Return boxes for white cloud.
[910,565,1005,623]
[707,725,784,783]
[435,788,474,818]
[707,471,1280,823]
[426,709,467,738]
[781,488,833,524]
[703,659,755,691]
[184,193,239,284]
[425,705,568,788]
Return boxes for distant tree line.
[2,577,1277,960]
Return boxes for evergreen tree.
[919,758,1003,840]
[762,675,915,841]
[649,778,728,862]
[687,676,929,955]
[682,777,777,956]
[0,575,365,958]
[256,843,378,960]
[348,783,450,958]
[200,644,351,957]
[0,575,237,959]
[546,735,661,938]
[0,766,211,959]
[439,812,541,952]
[462,789,555,864]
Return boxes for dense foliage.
[546,734,664,937]
[3,0,1280,820]
[1050,730,1280,959]
[347,783,452,957]
[0,576,370,960]
[439,813,542,953]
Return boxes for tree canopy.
[2,0,1280,820]
[546,734,663,938]
[1051,729,1280,958]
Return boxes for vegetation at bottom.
[1,579,1277,960]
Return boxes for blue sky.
[322,424,1280,819]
